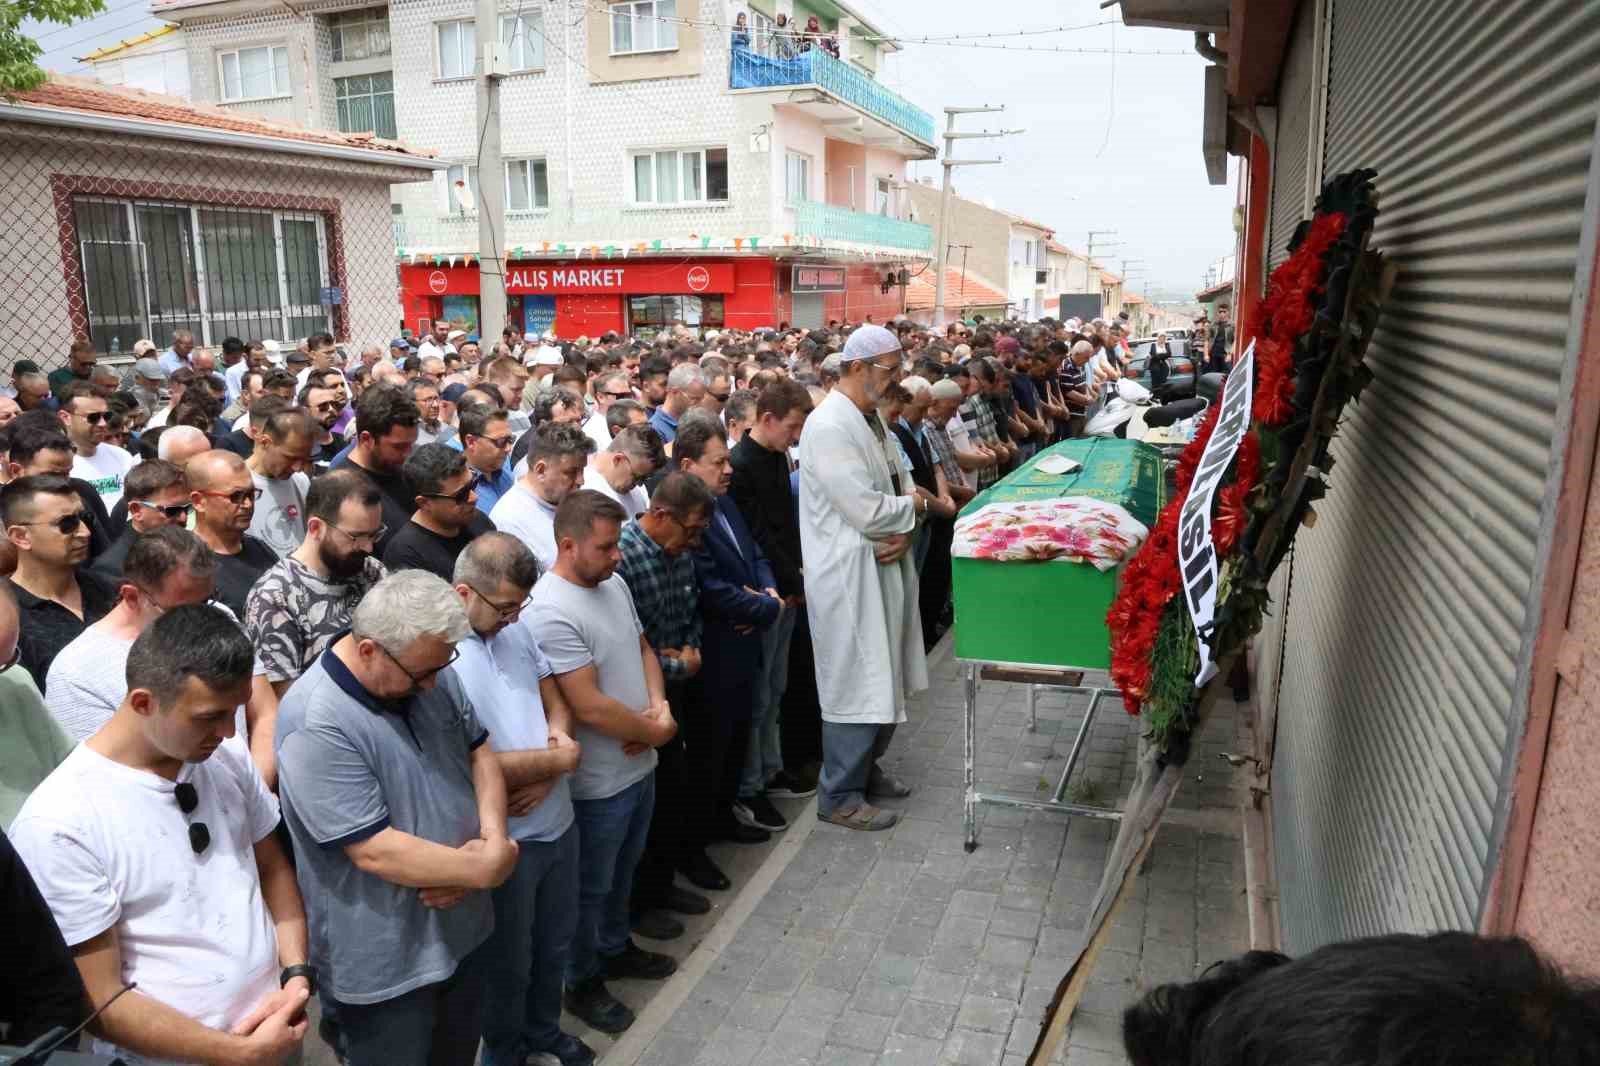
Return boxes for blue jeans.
[568,773,655,984]
[741,605,797,797]
[336,940,489,1066]
[818,722,895,815]
[481,824,580,1066]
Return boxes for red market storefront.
[399,257,907,339]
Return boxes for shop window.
[218,44,289,102]
[335,72,396,139]
[330,7,390,62]
[627,294,725,339]
[74,196,331,352]
[436,18,476,79]
[611,0,678,56]
[631,147,729,205]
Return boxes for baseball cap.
[286,350,310,365]
[441,382,468,403]
[389,337,413,351]
[131,339,157,356]
[132,356,167,380]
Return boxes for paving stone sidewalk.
[633,647,1254,1066]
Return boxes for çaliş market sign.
[403,262,735,297]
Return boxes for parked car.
[1123,339,1197,400]
[1160,327,1193,342]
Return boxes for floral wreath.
[1106,169,1387,758]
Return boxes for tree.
[2,0,107,95]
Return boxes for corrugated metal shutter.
[1269,0,1600,951]
[1266,2,1317,269]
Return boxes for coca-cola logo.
[686,266,711,292]
[428,270,449,294]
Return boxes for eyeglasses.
[75,410,109,425]
[330,523,387,548]
[422,482,476,505]
[868,358,903,373]
[602,390,634,400]
[311,400,341,412]
[133,499,192,520]
[708,392,731,403]
[0,645,20,675]
[174,781,211,855]
[199,487,263,507]
[661,510,712,537]
[376,643,461,686]
[16,511,91,535]
[467,583,533,620]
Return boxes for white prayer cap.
[901,375,931,398]
[930,379,963,401]
[840,324,901,363]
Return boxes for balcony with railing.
[730,46,936,151]
[791,200,932,254]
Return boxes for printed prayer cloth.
[952,497,1149,571]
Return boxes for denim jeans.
[741,604,797,797]
[336,940,489,1066]
[480,824,580,1066]
[568,773,655,985]
[818,722,896,815]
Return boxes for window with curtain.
[334,72,396,139]
[610,0,677,55]
[447,163,480,214]
[630,148,729,204]
[874,177,892,216]
[506,159,549,212]
[785,152,811,203]
[436,19,476,79]
[218,45,289,101]
[330,7,390,61]
[500,11,545,71]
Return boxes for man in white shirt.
[59,382,135,511]
[489,422,593,571]
[12,604,312,1066]
[582,423,665,518]
[582,371,637,450]
[246,400,315,558]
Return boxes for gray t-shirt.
[248,470,310,559]
[274,651,493,1005]
[526,571,656,801]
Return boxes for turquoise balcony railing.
[730,46,936,146]
[792,201,933,253]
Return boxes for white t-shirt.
[249,470,310,559]
[582,410,612,451]
[488,481,561,571]
[10,743,282,1064]
[582,465,648,519]
[71,443,136,510]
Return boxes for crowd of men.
[0,307,1194,1066]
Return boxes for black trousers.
[632,679,692,913]
[780,608,823,771]
[920,514,955,646]
[682,666,754,849]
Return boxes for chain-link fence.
[0,114,427,372]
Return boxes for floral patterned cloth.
[952,497,1149,571]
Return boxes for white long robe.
[799,389,929,725]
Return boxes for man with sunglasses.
[458,403,517,515]
[58,382,135,514]
[409,377,456,448]
[300,380,346,470]
[583,370,635,449]
[245,399,314,559]
[2,475,118,690]
[246,469,388,700]
[384,444,493,581]
[451,533,591,1066]
[13,604,313,1066]
[89,458,190,581]
[275,570,516,1066]
[187,450,279,620]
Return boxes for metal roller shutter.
[1266,1,1317,269]
[1269,0,1600,951]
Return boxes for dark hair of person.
[401,355,422,374]
[7,419,72,468]
[124,459,186,501]
[639,354,672,382]
[122,526,216,592]
[406,376,440,399]
[533,386,582,426]
[169,366,197,389]
[553,488,625,545]
[459,405,508,440]
[723,388,758,427]
[305,467,381,524]
[453,530,539,591]
[552,365,586,391]
[403,442,469,497]
[262,369,297,394]
[650,470,714,519]
[220,336,246,357]
[756,380,813,421]
[126,603,254,705]
[608,423,666,470]
[460,385,504,411]
[0,474,78,527]
[672,415,723,465]
[58,380,103,411]
[307,332,336,350]
[248,393,291,430]
[355,382,419,440]
[528,420,595,466]
[605,399,646,437]
[1122,933,1600,1066]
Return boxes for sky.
[26,0,1238,299]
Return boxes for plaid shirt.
[615,518,701,681]
[959,395,1001,488]
[922,419,963,489]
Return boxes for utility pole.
[1086,229,1119,287]
[933,107,1020,328]
[476,0,507,346]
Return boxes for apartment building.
[149,0,937,336]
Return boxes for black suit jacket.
[729,434,803,597]
[692,495,781,691]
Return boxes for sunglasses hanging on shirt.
[174,781,211,855]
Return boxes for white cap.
[448,329,467,341]
[533,346,564,367]
[901,375,931,398]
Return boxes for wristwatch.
[280,963,318,996]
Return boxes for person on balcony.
[800,15,838,58]
[731,10,750,51]
[773,12,797,59]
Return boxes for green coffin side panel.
[951,438,1167,669]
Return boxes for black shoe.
[715,820,772,845]
[662,884,713,914]
[867,765,913,799]
[631,909,684,941]
[564,978,635,1034]
[734,794,789,831]
[528,1032,597,1066]
[679,850,731,892]
[766,769,817,799]
[603,940,679,981]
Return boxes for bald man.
[157,424,211,467]
[186,450,279,617]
